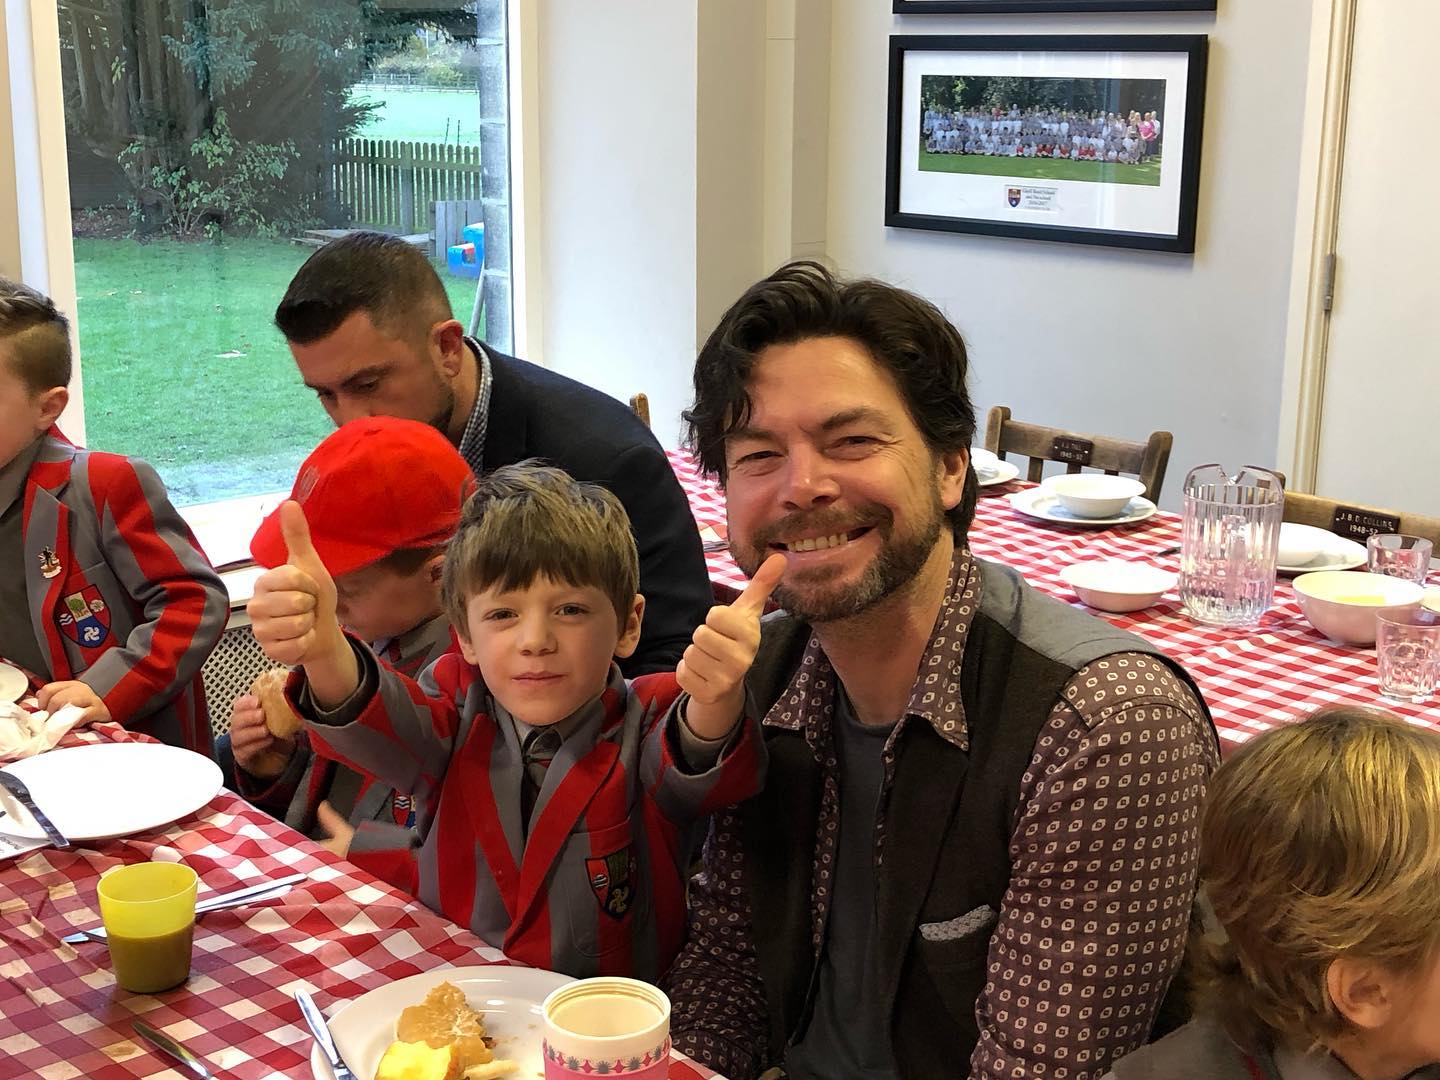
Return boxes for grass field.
[74,236,484,506]
[348,86,483,145]
[919,150,1162,187]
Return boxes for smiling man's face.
[721,336,967,624]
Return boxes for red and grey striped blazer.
[20,432,228,753]
[302,651,765,981]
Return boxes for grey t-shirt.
[784,688,899,1080]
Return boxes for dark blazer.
[479,346,713,676]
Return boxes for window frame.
[4,0,542,540]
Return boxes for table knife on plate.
[0,769,70,849]
[296,988,358,1080]
[133,1019,214,1079]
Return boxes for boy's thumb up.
[280,500,324,576]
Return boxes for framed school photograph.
[894,2,1216,12]
[885,35,1208,252]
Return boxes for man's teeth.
[788,532,850,553]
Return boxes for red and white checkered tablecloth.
[0,722,720,1079]
[668,450,1440,747]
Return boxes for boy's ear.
[35,386,68,430]
[612,594,645,660]
[425,554,445,588]
[456,630,479,667]
[1326,956,1399,1031]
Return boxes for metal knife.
[62,872,306,944]
[132,1019,214,1079]
[0,770,70,849]
[295,988,358,1080]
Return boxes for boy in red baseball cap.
[222,417,474,858]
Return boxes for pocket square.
[919,904,998,942]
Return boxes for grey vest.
[741,559,1218,1075]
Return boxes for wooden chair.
[629,392,651,430]
[984,405,1174,503]
[1282,490,1440,549]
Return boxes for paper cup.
[541,977,671,1079]
[97,861,197,993]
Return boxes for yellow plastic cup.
[96,861,198,993]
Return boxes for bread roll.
[250,668,302,739]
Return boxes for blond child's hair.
[442,461,639,635]
[1190,705,1440,1050]
[0,278,72,392]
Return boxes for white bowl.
[1277,522,1339,568]
[1424,588,1440,616]
[1291,570,1425,646]
[1043,474,1146,519]
[1060,560,1178,613]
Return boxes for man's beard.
[732,493,947,623]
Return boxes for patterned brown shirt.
[665,549,1218,1079]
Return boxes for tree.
[59,0,417,232]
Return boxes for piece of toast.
[250,668,302,739]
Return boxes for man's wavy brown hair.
[683,260,979,543]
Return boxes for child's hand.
[36,681,110,726]
[247,501,356,706]
[677,553,786,739]
[228,693,295,780]
[315,800,355,859]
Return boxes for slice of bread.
[251,668,302,738]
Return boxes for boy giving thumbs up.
[248,461,778,981]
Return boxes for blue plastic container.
[446,241,480,279]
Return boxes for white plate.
[1008,487,1158,527]
[1277,535,1367,575]
[0,661,27,703]
[977,460,1021,488]
[0,743,222,841]
[309,966,575,1080]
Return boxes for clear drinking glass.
[1178,464,1285,628]
[1367,534,1434,584]
[1375,610,1440,703]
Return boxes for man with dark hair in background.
[662,261,1220,1078]
[273,231,711,676]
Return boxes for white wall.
[825,3,1314,507]
[535,2,699,448]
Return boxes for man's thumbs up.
[677,552,786,739]
[247,500,341,671]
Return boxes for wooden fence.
[329,138,482,236]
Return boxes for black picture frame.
[894,1,1216,12]
[885,34,1208,252]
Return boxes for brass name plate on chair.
[1330,506,1402,543]
[1051,436,1094,465]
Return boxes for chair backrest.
[983,405,1174,502]
[1282,490,1440,548]
[629,392,651,430]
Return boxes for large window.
[56,1,514,507]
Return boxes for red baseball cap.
[250,417,475,576]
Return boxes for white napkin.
[0,701,87,764]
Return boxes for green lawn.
[348,86,483,145]
[919,150,1162,187]
[74,236,484,506]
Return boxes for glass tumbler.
[1367,533,1434,584]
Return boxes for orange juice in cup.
[542,978,671,1079]
[97,861,198,993]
